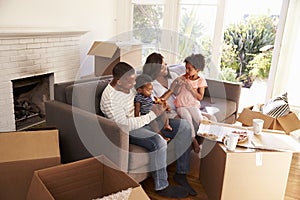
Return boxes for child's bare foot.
[164,124,173,131]
[192,138,200,153]
[158,131,171,142]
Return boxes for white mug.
[253,119,264,135]
[224,133,239,151]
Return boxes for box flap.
[87,41,118,58]
[237,107,274,128]
[129,186,150,200]
[0,130,60,162]
[26,171,55,200]
[277,112,300,133]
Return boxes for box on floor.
[237,106,300,133]
[88,41,142,76]
[0,129,60,200]
[200,141,293,200]
[26,155,150,200]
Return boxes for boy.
[134,74,172,142]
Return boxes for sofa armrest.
[205,79,242,116]
[45,100,129,172]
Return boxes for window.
[132,0,219,76]
[178,0,218,76]
[132,1,165,64]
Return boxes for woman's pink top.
[174,76,207,108]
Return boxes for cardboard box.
[237,106,300,133]
[200,142,293,200]
[88,41,142,76]
[26,155,150,200]
[0,129,60,200]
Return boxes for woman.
[142,52,179,119]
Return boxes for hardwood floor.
[285,153,300,200]
[141,151,209,200]
[141,151,300,200]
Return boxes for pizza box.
[88,41,142,76]
[0,129,60,200]
[237,106,300,133]
[26,155,150,200]
[198,120,300,152]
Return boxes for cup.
[253,119,264,135]
[223,133,239,151]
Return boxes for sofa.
[45,65,241,183]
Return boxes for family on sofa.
[45,52,242,198]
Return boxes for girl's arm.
[185,81,205,101]
[134,102,141,117]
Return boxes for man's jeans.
[129,118,192,190]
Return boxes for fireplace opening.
[12,73,54,130]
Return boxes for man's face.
[118,73,137,93]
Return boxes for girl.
[174,54,207,153]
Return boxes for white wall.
[0,0,118,76]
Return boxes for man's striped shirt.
[100,83,156,131]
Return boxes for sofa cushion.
[128,144,150,172]
[65,79,110,115]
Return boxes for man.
[100,62,196,198]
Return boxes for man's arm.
[101,86,161,131]
[134,102,141,117]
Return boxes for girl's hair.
[184,53,205,71]
[143,52,171,80]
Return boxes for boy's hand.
[154,97,171,112]
[151,103,165,116]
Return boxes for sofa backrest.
[64,79,111,116]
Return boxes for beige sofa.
[45,65,241,183]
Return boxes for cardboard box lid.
[87,41,118,58]
[0,130,60,162]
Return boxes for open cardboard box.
[88,41,142,76]
[200,141,293,200]
[237,106,300,133]
[0,129,60,200]
[26,155,150,200]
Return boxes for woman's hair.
[143,52,171,80]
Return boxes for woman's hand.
[170,77,184,94]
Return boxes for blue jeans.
[129,118,192,191]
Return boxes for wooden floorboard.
[141,151,209,200]
[141,151,300,200]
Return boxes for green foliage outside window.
[221,15,277,87]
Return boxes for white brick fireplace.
[0,28,87,131]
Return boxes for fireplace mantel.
[0,27,88,38]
